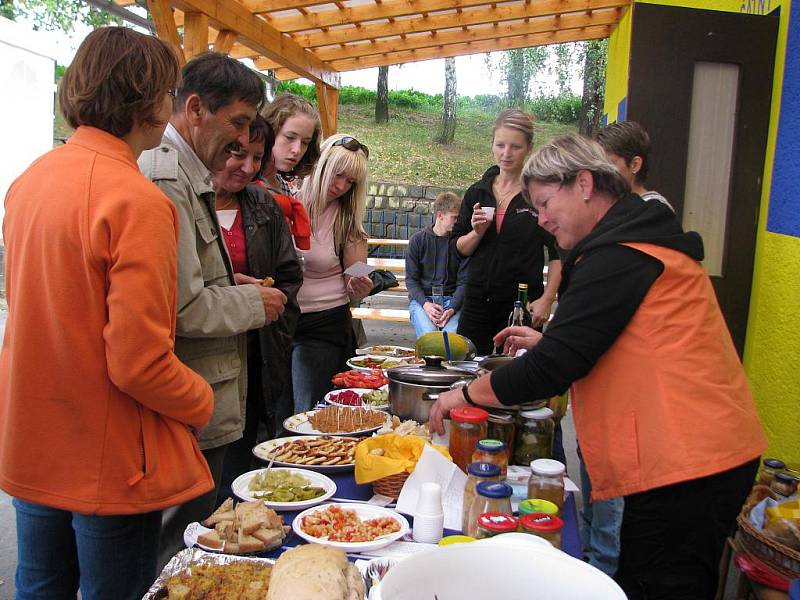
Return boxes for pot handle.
[421,392,440,402]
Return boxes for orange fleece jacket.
[0,126,214,515]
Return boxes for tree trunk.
[578,40,607,136]
[436,57,457,145]
[507,49,528,108]
[375,66,389,123]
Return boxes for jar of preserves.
[758,458,786,486]
[519,498,559,517]
[471,439,509,477]
[513,408,554,465]
[475,513,519,539]
[487,411,515,457]
[771,472,799,498]
[462,462,502,533]
[466,481,513,538]
[527,458,566,509]
[520,512,564,548]
[449,407,488,472]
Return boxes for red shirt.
[220,209,249,275]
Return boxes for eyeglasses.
[167,88,177,98]
[332,136,369,158]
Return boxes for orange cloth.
[572,242,767,501]
[254,180,311,250]
[0,126,214,515]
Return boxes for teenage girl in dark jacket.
[452,109,562,355]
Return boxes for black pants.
[616,458,759,600]
[457,296,514,355]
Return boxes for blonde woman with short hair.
[291,134,373,413]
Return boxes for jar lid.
[477,513,519,533]
[519,499,559,516]
[520,513,563,532]
[467,462,502,478]
[519,407,554,419]
[775,472,799,484]
[530,458,565,476]
[475,481,513,498]
[763,458,786,470]
[387,355,476,385]
[451,406,489,423]
[438,535,476,546]
[476,439,506,452]
[487,412,514,423]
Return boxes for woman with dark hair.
[431,133,766,600]
[452,109,562,355]
[0,27,213,599]
[215,116,303,495]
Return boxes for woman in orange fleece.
[0,28,213,600]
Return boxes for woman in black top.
[452,109,562,354]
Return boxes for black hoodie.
[491,193,705,404]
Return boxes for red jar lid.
[477,512,519,533]
[520,512,563,532]
[451,407,489,423]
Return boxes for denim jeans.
[13,498,161,600]
[578,448,624,577]
[292,340,348,413]
[409,296,460,338]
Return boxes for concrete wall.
[602,0,799,466]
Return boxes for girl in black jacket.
[452,109,562,354]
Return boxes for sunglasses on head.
[332,136,369,158]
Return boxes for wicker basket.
[737,503,800,580]
[372,471,410,499]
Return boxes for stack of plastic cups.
[412,482,445,544]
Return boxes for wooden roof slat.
[267,0,619,33]
[212,29,239,53]
[311,8,619,61]
[290,0,628,47]
[183,11,209,58]
[146,0,186,65]
[273,23,611,76]
[168,0,340,87]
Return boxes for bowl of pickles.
[232,467,337,511]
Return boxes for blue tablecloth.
[258,469,582,560]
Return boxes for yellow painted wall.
[602,0,799,466]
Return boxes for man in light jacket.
[139,52,287,566]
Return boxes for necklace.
[493,180,519,209]
[216,195,237,211]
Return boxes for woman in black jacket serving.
[453,109,562,354]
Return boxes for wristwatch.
[461,383,479,407]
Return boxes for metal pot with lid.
[387,356,477,423]
[476,354,548,411]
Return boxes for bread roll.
[267,545,364,600]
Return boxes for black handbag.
[368,269,399,295]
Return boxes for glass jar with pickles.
[471,439,509,477]
[487,411,515,457]
[461,462,501,533]
[527,458,565,509]
[475,513,519,539]
[520,512,564,547]
[513,408,554,465]
[449,407,488,472]
[466,481,513,538]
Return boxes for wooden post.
[183,12,209,59]
[147,0,185,65]
[315,82,339,137]
[213,29,238,54]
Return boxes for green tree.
[435,57,457,145]
[3,0,117,32]
[501,47,547,107]
[577,39,608,137]
[375,65,389,123]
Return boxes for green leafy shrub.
[527,95,582,124]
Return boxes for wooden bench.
[367,257,405,272]
[351,307,411,322]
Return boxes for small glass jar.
[513,408,554,465]
[487,411,516,457]
[757,458,786,487]
[449,407,489,472]
[527,458,566,509]
[520,512,564,548]
[519,498,559,517]
[770,472,799,498]
[466,481,513,538]
[462,462,502,533]
[475,513,519,539]
[471,439,509,477]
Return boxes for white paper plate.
[252,435,357,473]
[284,408,389,436]
[232,467,336,511]
[356,345,415,357]
[293,503,409,553]
[325,387,390,410]
[182,521,287,555]
[346,355,410,372]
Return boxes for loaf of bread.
[266,545,364,600]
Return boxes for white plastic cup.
[413,482,444,543]
[416,482,443,514]
[481,206,495,221]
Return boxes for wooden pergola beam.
[213,29,238,53]
[289,0,628,48]
[183,11,209,58]
[169,0,339,87]
[241,0,334,12]
[146,0,185,65]
[272,24,612,77]
[312,9,620,62]
[315,82,339,136]
[268,0,624,34]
